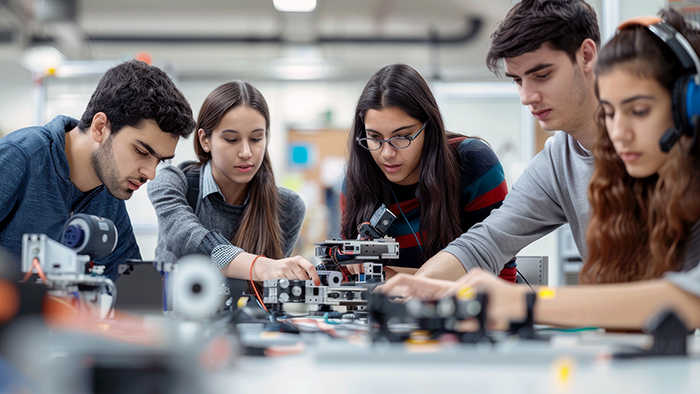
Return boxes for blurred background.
[0,0,694,285]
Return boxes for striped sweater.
[342,136,516,281]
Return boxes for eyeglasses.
[356,119,429,151]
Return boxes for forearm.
[536,280,700,329]
[415,251,467,280]
[219,252,320,284]
[219,252,260,280]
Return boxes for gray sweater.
[147,161,305,269]
[442,131,594,274]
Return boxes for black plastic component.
[614,309,690,359]
[508,292,545,340]
[358,204,396,240]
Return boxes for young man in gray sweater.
[412,0,602,281]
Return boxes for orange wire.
[249,255,268,312]
[33,258,50,284]
[21,258,49,284]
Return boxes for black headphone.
[618,16,700,152]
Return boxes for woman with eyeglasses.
[341,64,516,280]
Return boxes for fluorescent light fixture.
[20,46,65,73]
[273,0,316,12]
[271,57,332,80]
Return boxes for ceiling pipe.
[30,16,482,46]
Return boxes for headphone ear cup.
[671,73,691,136]
[671,73,700,137]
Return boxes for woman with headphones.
[341,64,517,281]
[382,8,700,329]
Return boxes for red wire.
[332,248,349,282]
[249,255,268,312]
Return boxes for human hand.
[378,273,459,301]
[254,255,321,286]
[453,268,529,323]
[346,263,364,275]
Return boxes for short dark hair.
[78,60,195,138]
[486,0,600,74]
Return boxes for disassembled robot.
[262,204,399,315]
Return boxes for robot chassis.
[263,204,400,316]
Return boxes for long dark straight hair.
[194,81,283,259]
[584,9,700,283]
[341,64,462,259]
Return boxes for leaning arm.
[415,251,467,280]
[453,269,700,329]
[535,280,700,329]
[419,158,567,280]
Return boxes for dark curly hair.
[78,59,195,137]
[486,0,600,75]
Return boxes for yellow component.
[46,67,57,76]
[538,287,556,300]
[237,296,249,309]
[559,363,570,381]
[550,355,576,393]
[405,330,438,345]
[456,286,475,300]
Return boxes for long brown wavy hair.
[194,81,283,259]
[341,64,462,260]
[584,9,700,284]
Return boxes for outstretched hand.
[253,255,321,286]
[450,268,529,322]
[378,273,460,300]
[380,268,530,325]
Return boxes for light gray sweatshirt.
[147,161,305,269]
[442,131,593,273]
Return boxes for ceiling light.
[273,0,316,12]
[271,57,332,80]
[20,46,65,73]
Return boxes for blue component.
[291,145,309,164]
[686,80,700,127]
[62,224,84,248]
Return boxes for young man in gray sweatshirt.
[413,0,602,281]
